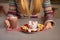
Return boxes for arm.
[43,0,55,29]
[8,0,17,15]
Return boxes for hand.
[43,21,53,30]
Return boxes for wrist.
[44,20,55,26]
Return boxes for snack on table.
[37,24,44,31]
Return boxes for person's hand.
[43,21,53,30]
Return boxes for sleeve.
[8,0,17,15]
[43,0,55,26]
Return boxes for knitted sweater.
[8,0,54,23]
